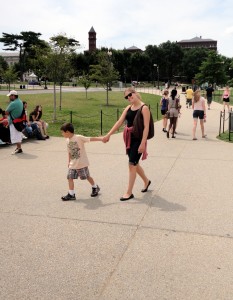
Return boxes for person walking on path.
[103,87,151,201]
[186,86,193,108]
[4,90,24,154]
[160,90,169,132]
[167,90,181,139]
[222,86,230,112]
[60,122,103,201]
[192,90,207,140]
[206,84,214,110]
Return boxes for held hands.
[102,134,110,143]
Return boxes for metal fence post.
[100,110,103,135]
[70,111,72,123]
[219,111,222,137]
[156,102,159,120]
[223,110,225,133]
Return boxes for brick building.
[177,36,217,51]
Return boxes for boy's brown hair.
[60,122,74,133]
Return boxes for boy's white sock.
[69,190,75,195]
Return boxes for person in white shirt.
[192,90,207,140]
[60,122,103,201]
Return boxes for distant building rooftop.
[124,46,143,53]
[177,36,217,51]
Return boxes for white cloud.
[224,26,233,35]
[0,0,233,57]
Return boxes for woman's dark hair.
[60,122,74,133]
[30,105,42,120]
[171,88,177,100]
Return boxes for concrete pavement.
[1,91,233,299]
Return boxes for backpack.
[10,108,27,132]
[132,104,154,140]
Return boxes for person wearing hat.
[5,90,24,154]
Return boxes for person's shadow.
[16,153,38,159]
[72,190,186,212]
[149,193,186,212]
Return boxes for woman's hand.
[138,142,146,153]
[103,134,110,143]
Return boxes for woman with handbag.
[103,88,151,201]
[160,90,169,132]
[167,90,181,138]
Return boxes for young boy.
[60,122,103,201]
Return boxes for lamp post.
[19,43,25,82]
[153,64,159,89]
[106,50,112,105]
[124,68,127,87]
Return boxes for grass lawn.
[217,131,233,143]
[0,91,162,137]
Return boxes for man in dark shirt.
[206,84,214,110]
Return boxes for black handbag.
[133,104,154,140]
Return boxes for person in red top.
[0,109,10,144]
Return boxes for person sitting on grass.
[29,105,49,139]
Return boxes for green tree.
[195,51,228,86]
[28,44,51,89]
[79,73,91,99]
[0,56,8,82]
[47,34,80,120]
[129,52,151,83]
[3,66,18,91]
[159,41,184,82]
[89,51,119,105]
[181,48,209,82]
[0,31,49,81]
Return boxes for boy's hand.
[103,135,110,143]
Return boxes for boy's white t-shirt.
[67,134,90,169]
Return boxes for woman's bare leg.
[136,164,150,189]
[122,164,137,198]
[193,118,198,139]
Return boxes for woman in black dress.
[103,88,151,201]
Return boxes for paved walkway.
[1,91,233,300]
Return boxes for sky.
[0,0,233,58]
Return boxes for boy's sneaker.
[91,185,100,197]
[11,148,23,155]
[61,193,76,201]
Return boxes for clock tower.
[88,26,96,52]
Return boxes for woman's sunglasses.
[124,92,133,100]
